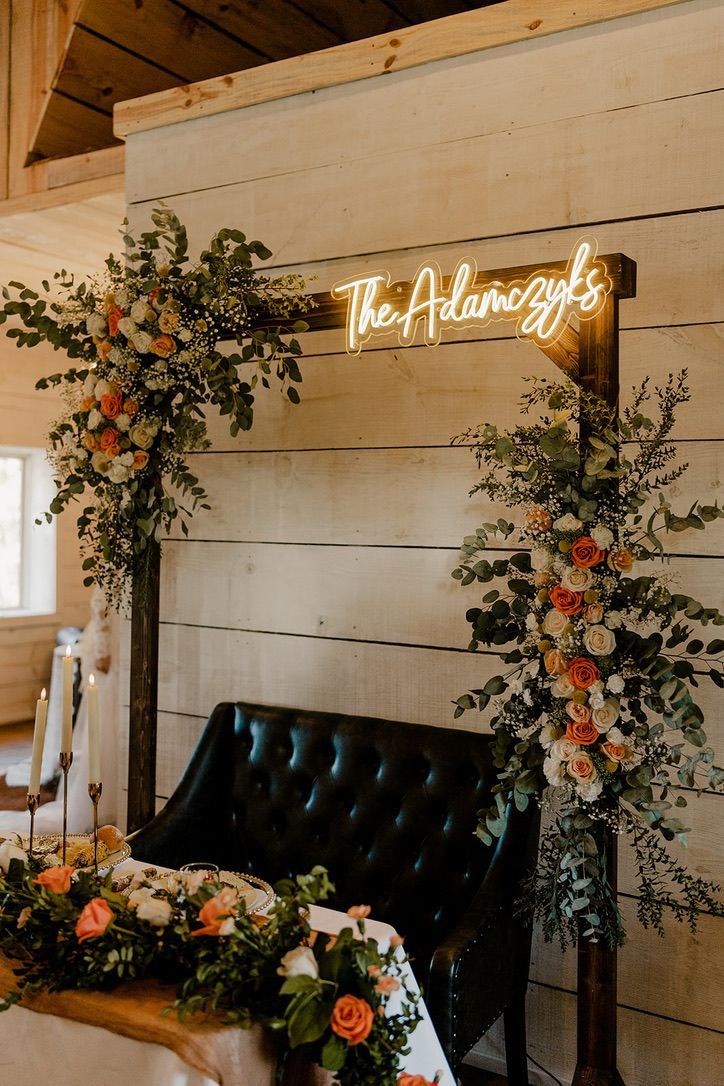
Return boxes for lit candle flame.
[65,644,71,657]
[89,673,95,687]
[41,688,47,701]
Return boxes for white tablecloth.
[0,860,454,1086]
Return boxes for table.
[0,860,454,1086]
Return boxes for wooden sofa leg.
[503,989,529,1086]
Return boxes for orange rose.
[107,306,123,337]
[132,450,149,470]
[97,339,113,362]
[568,657,601,690]
[100,426,119,452]
[149,334,176,357]
[330,995,374,1046]
[570,536,606,569]
[75,898,114,942]
[100,391,123,420]
[607,547,634,574]
[565,720,599,746]
[124,398,140,417]
[398,1077,436,1086]
[35,865,74,894]
[544,649,569,676]
[566,700,591,723]
[192,888,238,936]
[549,585,583,615]
[84,431,99,452]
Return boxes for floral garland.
[0,208,312,609]
[452,374,724,946]
[0,842,435,1086]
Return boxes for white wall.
[121,2,724,1081]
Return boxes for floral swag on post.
[452,373,724,946]
[0,208,312,608]
[0,846,433,1086]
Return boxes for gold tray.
[24,833,131,876]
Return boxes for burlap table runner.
[0,955,330,1086]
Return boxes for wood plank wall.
[120,2,724,1081]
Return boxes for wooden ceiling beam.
[178,1,342,60]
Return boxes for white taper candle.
[87,673,101,784]
[61,644,74,754]
[28,688,48,797]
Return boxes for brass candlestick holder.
[88,782,102,873]
[26,793,40,856]
[59,751,73,864]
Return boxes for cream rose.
[592,700,620,732]
[561,566,595,592]
[583,603,604,625]
[542,609,568,637]
[531,545,554,571]
[136,897,172,927]
[277,946,319,979]
[130,298,149,323]
[551,674,576,698]
[583,624,616,657]
[117,316,138,339]
[553,513,583,532]
[551,737,578,762]
[129,422,157,450]
[94,379,113,398]
[131,331,154,354]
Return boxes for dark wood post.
[572,293,626,1086]
[127,534,161,833]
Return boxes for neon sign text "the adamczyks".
[332,239,612,353]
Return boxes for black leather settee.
[130,702,540,1082]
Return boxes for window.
[0,449,56,617]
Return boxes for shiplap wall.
[120,2,724,1081]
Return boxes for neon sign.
[332,238,612,353]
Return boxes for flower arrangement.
[451,373,724,946]
[0,209,312,608]
[0,843,425,1086]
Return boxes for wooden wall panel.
[120,1,724,1079]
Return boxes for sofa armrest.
[127,702,237,869]
[426,803,540,1068]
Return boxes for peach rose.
[568,657,601,690]
[565,720,599,746]
[192,888,238,936]
[330,995,374,1046]
[533,571,554,588]
[571,536,606,569]
[374,975,401,995]
[566,700,591,724]
[601,741,632,763]
[544,649,569,676]
[567,753,596,782]
[347,904,371,919]
[124,398,140,417]
[149,334,176,357]
[132,450,149,470]
[84,431,99,452]
[75,898,114,942]
[107,306,123,337]
[525,506,553,532]
[551,673,576,698]
[549,585,583,615]
[583,603,604,625]
[35,865,74,894]
[96,339,113,362]
[81,395,95,412]
[100,391,123,420]
[607,547,634,574]
[100,426,119,453]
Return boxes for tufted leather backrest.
[211,702,496,967]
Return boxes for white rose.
[543,756,566,787]
[108,461,131,484]
[115,412,131,432]
[136,897,172,928]
[583,624,616,657]
[117,316,138,338]
[561,566,594,592]
[607,674,625,694]
[88,408,102,430]
[604,611,624,629]
[85,313,106,337]
[531,546,554,571]
[131,331,154,354]
[591,699,620,732]
[551,674,576,698]
[576,778,604,801]
[553,513,583,532]
[91,451,111,476]
[94,379,113,398]
[129,423,155,450]
[543,609,568,637]
[130,298,149,322]
[591,525,614,550]
[540,723,562,749]
[0,840,28,872]
[277,945,319,979]
[551,737,578,762]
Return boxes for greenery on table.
[451,373,724,946]
[0,848,426,1086]
[0,208,312,609]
